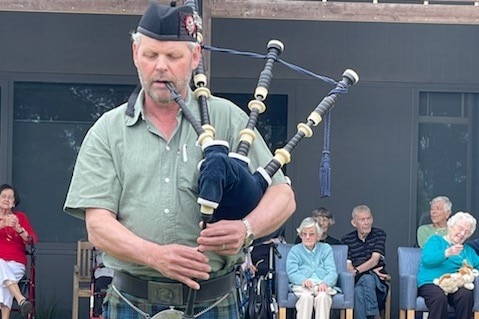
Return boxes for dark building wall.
[1,10,479,318]
[210,19,479,84]
[0,11,138,75]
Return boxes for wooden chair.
[72,240,94,319]
[381,277,391,319]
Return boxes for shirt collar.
[302,243,317,254]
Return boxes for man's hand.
[346,260,356,273]
[149,244,211,290]
[197,219,245,255]
[373,266,390,281]
[86,209,211,290]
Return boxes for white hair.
[131,31,200,52]
[296,217,323,239]
[351,204,372,219]
[430,196,452,214]
[447,211,476,234]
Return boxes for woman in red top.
[0,184,38,318]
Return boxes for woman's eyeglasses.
[301,232,317,238]
[0,194,14,201]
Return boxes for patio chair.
[398,246,479,319]
[275,243,354,319]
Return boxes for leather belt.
[112,270,236,306]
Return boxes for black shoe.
[19,299,33,316]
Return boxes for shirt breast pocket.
[177,144,202,193]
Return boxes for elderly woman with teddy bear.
[417,211,479,319]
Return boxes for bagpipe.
[161,1,358,318]
[167,64,358,224]
[166,36,358,226]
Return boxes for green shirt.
[417,223,448,248]
[64,89,287,277]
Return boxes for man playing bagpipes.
[64,2,295,318]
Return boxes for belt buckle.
[151,308,184,319]
[148,281,183,306]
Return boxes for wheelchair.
[237,237,282,319]
[11,238,36,319]
[90,247,113,319]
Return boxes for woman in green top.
[417,196,452,247]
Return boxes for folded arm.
[85,209,211,290]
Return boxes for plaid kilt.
[102,285,239,319]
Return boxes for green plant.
[32,295,68,319]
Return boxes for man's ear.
[191,44,201,69]
[351,219,357,228]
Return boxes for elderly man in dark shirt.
[341,205,388,319]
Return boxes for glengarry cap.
[137,2,197,42]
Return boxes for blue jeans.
[354,273,380,319]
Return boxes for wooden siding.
[0,0,478,25]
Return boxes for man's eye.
[144,52,157,59]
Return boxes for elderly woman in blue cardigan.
[417,211,479,319]
[287,217,338,319]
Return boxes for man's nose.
[155,56,168,71]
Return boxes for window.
[216,93,288,152]
[417,92,479,225]
[11,84,288,242]
[13,82,136,242]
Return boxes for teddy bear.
[433,260,479,295]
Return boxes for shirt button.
[166,146,171,151]
[164,209,170,214]
[164,177,170,183]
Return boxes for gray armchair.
[274,243,354,319]
[398,246,479,319]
